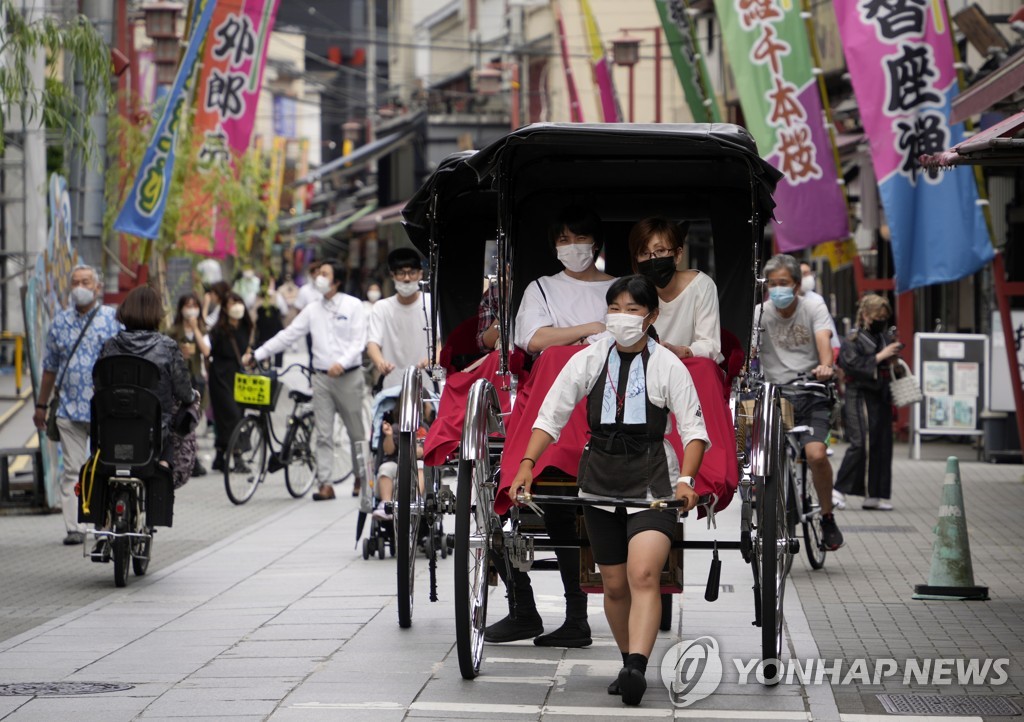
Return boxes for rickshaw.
[398,123,795,683]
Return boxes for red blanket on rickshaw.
[423,346,738,517]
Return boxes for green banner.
[654,0,720,123]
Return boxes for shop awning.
[292,130,416,186]
[277,211,321,230]
[951,47,1024,125]
[918,111,1024,169]
[350,201,407,234]
[295,201,378,241]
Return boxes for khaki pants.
[312,372,366,485]
[56,418,90,533]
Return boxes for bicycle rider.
[243,260,368,502]
[755,254,844,551]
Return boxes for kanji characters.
[737,0,782,31]
[212,14,256,66]
[895,111,947,182]
[751,23,790,75]
[775,126,823,183]
[205,69,246,119]
[885,44,941,112]
[766,75,805,128]
[860,0,928,40]
[198,130,231,169]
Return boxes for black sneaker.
[534,618,591,648]
[820,513,844,551]
[617,667,647,706]
[483,614,544,643]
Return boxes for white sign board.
[989,310,1024,413]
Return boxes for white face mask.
[556,243,594,273]
[605,312,649,347]
[183,307,200,320]
[227,304,246,320]
[800,275,816,294]
[70,286,95,307]
[394,280,420,298]
[314,275,332,294]
[366,289,381,303]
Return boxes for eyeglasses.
[393,269,420,280]
[636,247,675,262]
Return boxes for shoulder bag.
[46,307,100,441]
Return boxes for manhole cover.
[878,694,1022,716]
[0,682,134,697]
[843,525,915,534]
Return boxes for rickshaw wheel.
[455,379,498,680]
[757,405,791,683]
[396,428,421,627]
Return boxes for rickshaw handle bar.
[516,492,714,510]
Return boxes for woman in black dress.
[208,292,255,471]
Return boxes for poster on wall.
[924,361,949,394]
[913,333,988,459]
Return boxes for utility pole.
[70,0,115,292]
[366,0,377,152]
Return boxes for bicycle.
[224,363,317,505]
[777,376,837,570]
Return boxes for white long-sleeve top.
[656,271,723,363]
[533,337,710,453]
[254,292,366,370]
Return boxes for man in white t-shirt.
[367,248,432,390]
[799,262,840,352]
[513,205,615,353]
[755,254,843,552]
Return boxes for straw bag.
[889,358,923,407]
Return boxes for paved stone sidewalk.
[0,437,1020,721]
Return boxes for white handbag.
[889,358,923,407]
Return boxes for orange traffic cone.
[913,457,989,601]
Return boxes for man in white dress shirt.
[246,261,367,501]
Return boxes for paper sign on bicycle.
[234,373,273,407]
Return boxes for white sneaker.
[862,498,893,511]
[372,502,393,520]
[831,490,847,510]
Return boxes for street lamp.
[611,26,663,123]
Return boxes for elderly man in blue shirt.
[33,264,122,545]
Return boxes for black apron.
[576,345,671,499]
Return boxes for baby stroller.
[357,387,401,560]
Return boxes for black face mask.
[637,256,677,288]
[869,319,888,334]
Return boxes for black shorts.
[582,505,678,566]
[786,391,832,451]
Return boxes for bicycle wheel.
[224,416,267,505]
[455,379,499,680]
[758,406,791,683]
[284,415,316,498]
[801,461,827,570]
[396,427,422,628]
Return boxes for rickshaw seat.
[721,328,745,388]
[439,315,485,373]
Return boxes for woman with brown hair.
[100,286,196,462]
[628,217,722,363]
[834,293,905,510]
[208,291,256,472]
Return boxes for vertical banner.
[553,0,584,122]
[715,0,849,252]
[579,0,622,122]
[25,175,78,507]
[834,1,993,293]
[183,0,282,257]
[654,0,721,122]
[113,0,218,239]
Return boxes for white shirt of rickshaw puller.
[513,272,616,351]
[532,337,711,512]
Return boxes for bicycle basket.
[233,371,282,410]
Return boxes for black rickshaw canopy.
[404,123,783,361]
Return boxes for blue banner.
[113,0,219,239]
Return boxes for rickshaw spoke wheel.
[396,429,422,629]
